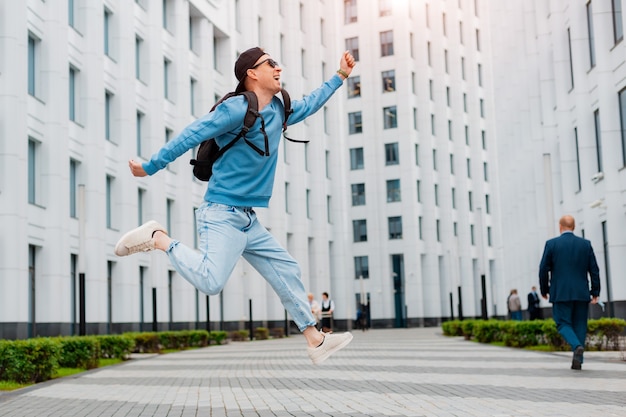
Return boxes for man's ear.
[246,68,259,81]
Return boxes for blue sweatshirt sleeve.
[142,100,245,175]
[287,74,344,125]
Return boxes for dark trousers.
[552,301,589,351]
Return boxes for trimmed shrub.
[128,332,161,353]
[97,335,135,360]
[254,327,269,340]
[188,330,210,347]
[473,320,505,343]
[209,331,228,345]
[587,318,626,351]
[461,320,477,340]
[57,336,100,369]
[0,338,60,383]
[270,327,285,339]
[502,321,543,348]
[441,320,463,337]
[229,330,249,341]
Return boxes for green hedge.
[442,318,626,350]
[0,338,61,383]
[0,329,236,385]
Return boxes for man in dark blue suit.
[538,215,600,370]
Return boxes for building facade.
[3,0,622,340]
[490,0,626,319]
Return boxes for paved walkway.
[1,328,625,416]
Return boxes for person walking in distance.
[527,285,542,320]
[507,289,522,321]
[320,292,335,333]
[539,215,601,370]
[114,47,356,364]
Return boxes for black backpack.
[189,89,305,181]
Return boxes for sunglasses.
[251,58,279,69]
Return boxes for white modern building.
[1,0,623,339]
[489,0,626,320]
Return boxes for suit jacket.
[538,231,601,302]
[527,291,540,311]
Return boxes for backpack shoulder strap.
[279,89,293,132]
[240,90,259,132]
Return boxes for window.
[432,149,437,171]
[418,216,423,239]
[69,0,76,28]
[163,0,173,31]
[619,88,626,167]
[448,120,453,140]
[383,106,397,129]
[413,108,418,130]
[306,189,311,219]
[385,143,399,165]
[478,63,483,86]
[446,87,450,107]
[567,28,574,90]
[69,67,77,122]
[190,78,197,116]
[349,111,362,134]
[70,159,78,218]
[417,180,422,202]
[429,80,434,100]
[345,0,357,24]
[104,91,113,141]
[135,36,143,80]
[136,111,144,157]
[106,175,114,229]
[476,28,481,51]
[354,256,369,279]
[434,184,439,206]
[466,158,471,177]
[485,194,491,214]
[587,2,595,69]
[465,125,469,144]
[574,127,582,190]
[470,224,475,245]
[28,34,38,96]
[138,188,146,226]
[350,147,364,170]
[483,162,488,181]
[348,76,361,98]
[380,30,394,56]
[28,138,39,205]
[436,220,441,242]
[353,219,367,242]
[427,41,432,66]
[481,130,486,149]
[487,227,492,246]
[468,191,473,211]
[351,183,366,206]
[411,72,416,94]
[594,109,603,173]
[450,154,455,174]
[104,8,111,57]
[386,179,401,202]
[444,50,449,73]
[460,56,465,79]
[431,114,436,135]
[164,58,171,100]
[415,144,419,166]
[379,0,392,16]
[388,216,402,239]
[612,0,623,44]
[479,98,484,117]
[326,195,332,223]
[382,70,395,92]
[285,182,290,213]
[459,21,463,44]
[345,37,359,61]
[451,187,456,209]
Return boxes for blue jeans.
[510,311,522,321]
[166,202,316,332]
[552,301,589,353]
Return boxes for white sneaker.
[114,220,167,256]
[307,332,353,365]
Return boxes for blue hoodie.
[143,74,344,207]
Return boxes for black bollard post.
[249,299,253,341]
